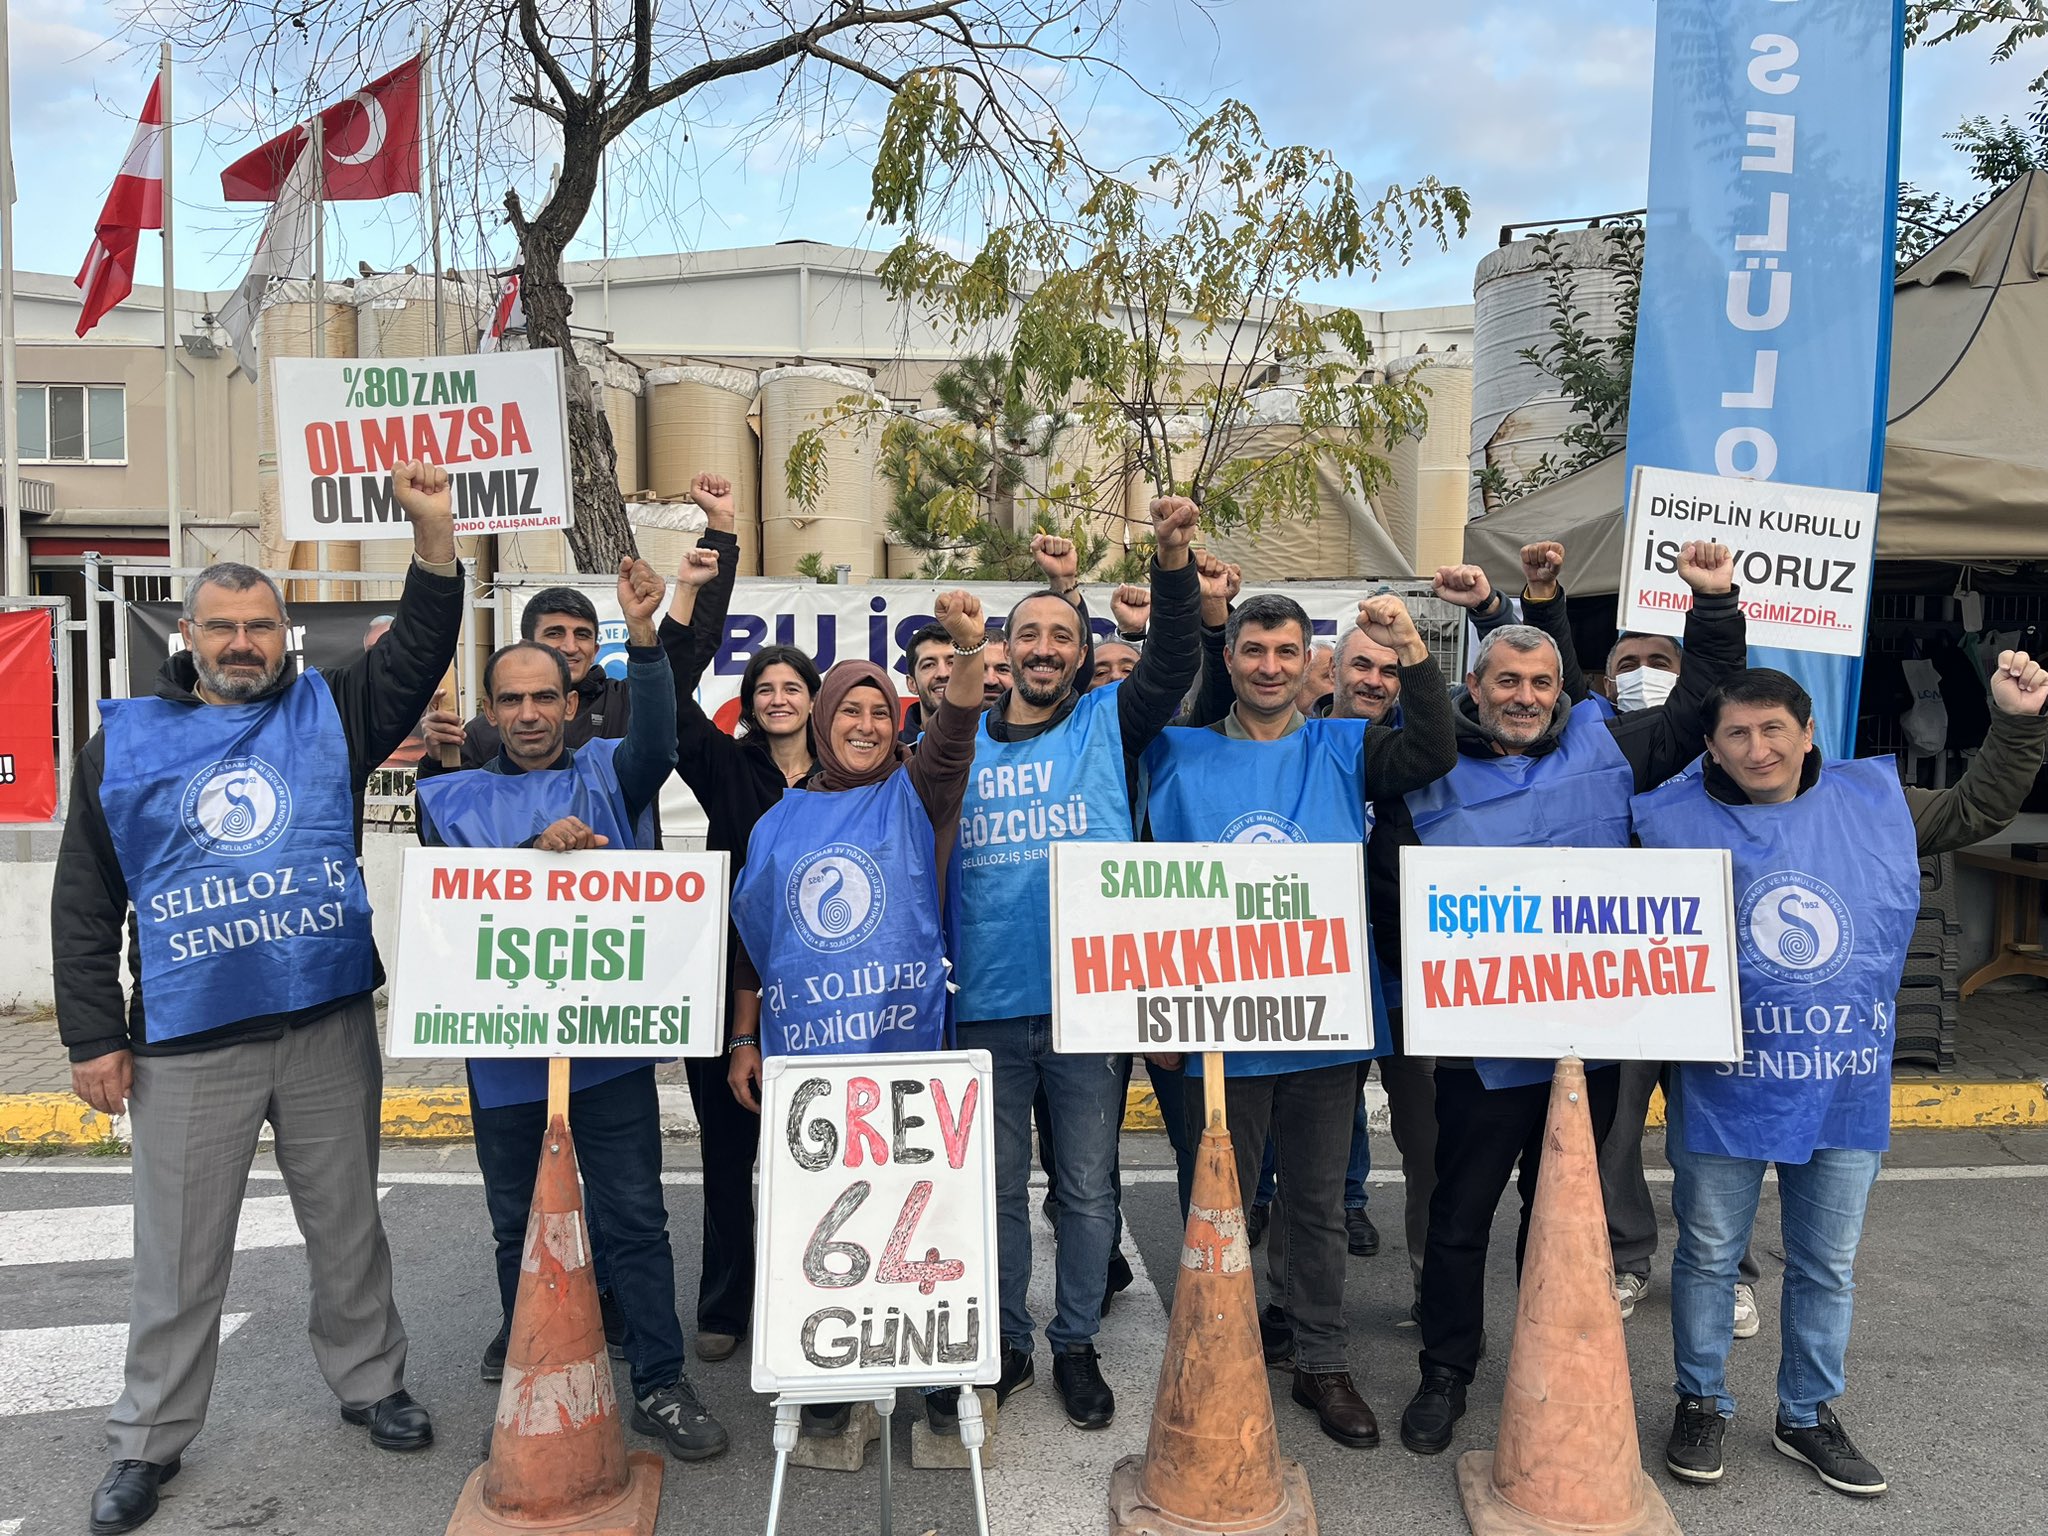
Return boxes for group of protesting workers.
[51,459,2048,1534]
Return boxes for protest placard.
[1049,841,1373,1056]
[1399,844,1741,1063]
[751,1051,998,1395]
[385,846,728,1058]
[272,349,573,541]
[1619,464,1877,658]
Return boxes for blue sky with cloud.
[11,0,2042,310]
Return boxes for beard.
[1474,700,1550,748]
[195,650,286,702]
[1013,657,1074,709]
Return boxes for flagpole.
[423,27,444,353]
[311,109,325,359]
[161,44,182,598]
[0,2,22,596]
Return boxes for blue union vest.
[1144,719,1388,1076]
[98,671,376,1042]
[1406,698,1634,1089]
[955,685,1132,1023]
[732,772,950,1057]
[1633,756,1918,1161]
[415,739,654,1109]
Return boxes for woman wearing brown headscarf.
[724,589,989,1437]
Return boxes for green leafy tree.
[1900,3,2048,261]
[872,100,1468,541]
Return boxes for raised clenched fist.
[687,472,735,527]
[1030,533,1079,586]
[1356,594,1423,661]
[1519,542,1564,600]
[675,547,721,588]
[1150,496,1199,565]
[1432,564,1494,611]
[934,589,986,648]
[1991,650,2048,717]
[1676,541,1734,595]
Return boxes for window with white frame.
[16,384,127,464]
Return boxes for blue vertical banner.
[1625,0,1906,757]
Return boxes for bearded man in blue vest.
[1637,658,2047,1497]
[413,556,730,1465]
[1144,591,1455,1449]
[1394,539,1747,1458]
[52,462,461,1535]
[953,494,1203,1430]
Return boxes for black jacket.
[51,559,466,1061]
[1367,586,1747,989]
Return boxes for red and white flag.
[219,57,422,203]
[478,272,524,352]
[75,73,166,338]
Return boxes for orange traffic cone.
[446,1112,663,1536]
[1457,1058,1681,1536]
[1110,1112,1316,1536]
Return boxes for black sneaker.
[632,1377,730,1460]
[1052,1343,1115,1429]
[1259,1303,1296,1368]
[798,1401,852,1438]
[1247,1202,1271,1248]
[1398,1372,1466,1455]
[1665,1395,1726,1483]
[1102,1251,1134,1315]
[480,1322,510,1383]
[599,1289,628,1361]
[995,1345,1035,1407]
[1774,1403,1886,1497]
[925,1386,960,1437]
[1346,1207,1380,1257]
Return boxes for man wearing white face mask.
[1598,628,1764,1337]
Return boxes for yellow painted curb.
[1124,1080,1164,1133]
[0,1093,124,1147]
[379,1086,475,1140]
[1646,1080,2048,1131]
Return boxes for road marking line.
[0,1190,390,1266]
[0,1315,248,1417]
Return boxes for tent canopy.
[1466,172,2048,594]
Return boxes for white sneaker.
[1733,1282,1761,1339]
[1613,1271,1650,1319]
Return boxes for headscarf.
[812,660,911,792]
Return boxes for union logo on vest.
[786,845,887,953]
[1221,810,1307,845]
[1737,869,1853,985]
[180,757,293,857]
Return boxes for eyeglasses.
[191,619,284,639]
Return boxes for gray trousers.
[1602,1060,1759,1285]
[109,996,408,1463]
[1184,1062,1357,1373]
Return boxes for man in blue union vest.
[51,462,461,1535]
[1392,539,1747,1459]
[1636,657,2047,1498]
[414,556,730,1466]
[953,494,1202,1431]
[1144,591,1455,1450]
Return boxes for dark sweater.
[53,558,466,1061]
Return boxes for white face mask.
[1613,665,1679,713]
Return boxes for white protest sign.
[385,847,728,1058]
[1399,845,1741,1062]
[1619,464,1877,658]
[273,349,574,541]
[1050,841,1373,1056]
[752,1051,998,1395]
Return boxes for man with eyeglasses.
[51,462,463,1535]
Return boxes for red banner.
[0,610,58,823]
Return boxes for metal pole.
[161,43,182,597]
[423,27,444,353]
[0,2,23,596]
[311,110,325,358]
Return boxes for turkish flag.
[74,72,165,338]
[0,611,58,825]
[220,58,421,202]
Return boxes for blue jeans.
[961,1015,1125,1355]
[1666,1083,1882,1426]
[1255,1087,1370,1209]
[469,1064,686,1399]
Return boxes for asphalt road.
[3,1125,2045,1536]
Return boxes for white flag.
[215,150,319,381]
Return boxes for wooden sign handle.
[547,1057,570,1127]
[1203,1051,1226,1133]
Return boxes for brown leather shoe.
[1291,1369,1380,1447]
